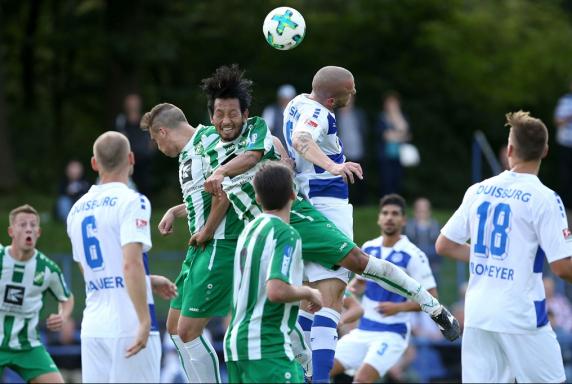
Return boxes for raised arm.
[292,131,362,183]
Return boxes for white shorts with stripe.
[334,328,409,376]
[304,197,353,284]
[462,325,565,383]
[81,333,161,383]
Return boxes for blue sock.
[298,310,314,346]
[310,308,341,383]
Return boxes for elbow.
[267,288,284,303]
[435,235,447,255]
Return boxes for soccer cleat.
[430,306,461,341]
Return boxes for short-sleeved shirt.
[359,236,436,336]
[201,117,280,222]
[67,182,159,338]
[554,93,572,147]
[441,171,572,333]
[179,126,244,239]
[0,245,71,351]
[283,94,348,200]
[224,214,303,362]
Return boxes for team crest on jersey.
[304,118,319,128]
[195,143,204,156]
[4,285,25,306]
[564,228,572,242]
[389,252,403,263]
[136,219,148,228]
[33,271,45,285]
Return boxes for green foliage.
[1,0,572,205]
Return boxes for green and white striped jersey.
[200,116,280,222]
[0,245,71,351]
[179,125,243,239]
[224,214,303,362]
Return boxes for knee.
[339,247,369,274]
[177,318,205,342]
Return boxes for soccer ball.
[262,7,306,50]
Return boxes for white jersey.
[441,171,572,333]
[359,236,436,336]
[283,94,348,201]
[67,182,158,338]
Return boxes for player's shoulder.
[395,236,426,259]
[35,250,63,273]
[362,236,382,250]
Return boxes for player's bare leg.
[30,372,64,384]
[166,308,199,382]
[354,363,381,383]
[339,247,460,341]
[177,315,221,383]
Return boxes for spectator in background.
[262,84,296,148]
[376,92,411,196]
[405,197,442,284]
[114,93,155,198]
[55,160,90,222]
[554,82,572,223]
[543,276,572,334]
[336,95,369,205]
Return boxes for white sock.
[363,256,440,315]
[291,321,313,377]
[170,334,195,382]
[183,334,221,383]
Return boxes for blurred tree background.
[1,0,572,208]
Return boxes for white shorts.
[81,333,162,383]
[462,326,565,383]
[334,328,409,377]
[305,197,354,284]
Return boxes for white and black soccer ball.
[262,7,306,50]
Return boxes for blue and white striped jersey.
[283,94,348,201]
[358,236,436,337]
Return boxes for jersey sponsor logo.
[304,118,319,128]
[4,285,25,305]
[338,242,348,253]
[188,307,201,312]
[180,158,193,184]
[564,228,572,242]
[136,219,148,228]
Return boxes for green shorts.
[290,197,355,268]
[0,345,59,382]
[227,358,302,383]
[170,239,237,318]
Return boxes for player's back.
[451,171,569,332]
[283,94,348,200]
[67,182,155,338]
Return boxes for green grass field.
[0,195,463,323]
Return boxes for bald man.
[281,66,366,381]
[66,131,176,383]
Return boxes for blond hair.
[93,131,130,173]
[140,103,187,132]
[9,204,39,225]
[505,110,548,161]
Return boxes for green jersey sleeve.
[47,263,72,301]
[267,224,302,284]
[245,117,274,153]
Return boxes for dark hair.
[505,110,548,161]
[379,193,406,216]
[253,162,294,211]
[200,64,253,116]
